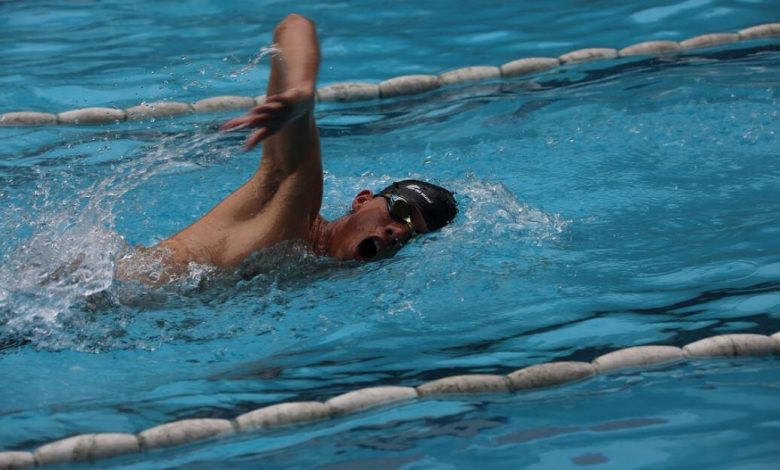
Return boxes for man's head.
[327,180,457,261]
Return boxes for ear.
[351,189,373,212]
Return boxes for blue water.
[1,0,780,468]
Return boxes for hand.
[220,87,314,150]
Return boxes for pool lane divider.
[1,332,779,468]
[1,23,779,127]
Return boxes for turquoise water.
[2,0,780,468]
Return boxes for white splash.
[453,176,568,244]
[0,129,225,349]
[229,44,280,79]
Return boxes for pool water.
[1,0,780,468]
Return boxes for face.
[329,191,425,261]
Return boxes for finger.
[249,101,284,115]
[244,127,271,151]
[264,94,285,103]
[220,120,250,132]
[250,112,276,122]
[244,127,271,150]
[220,113,277,132]
[220,115,255,132]
[220,117,244,130]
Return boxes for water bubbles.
[228,45,279,79]
[453,177,568,244]
[0,128,232,351]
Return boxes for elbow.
[285,13,314,25]
[277,13,315,33]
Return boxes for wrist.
[286,86,315,109]
[295,84,315,101]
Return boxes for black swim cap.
[379,179,457,232]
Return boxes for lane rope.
[0,23,778,127]
[1,331,778,468]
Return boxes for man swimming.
[150,14,456,270]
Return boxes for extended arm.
[159,14,323,267]
[222,14,321,168]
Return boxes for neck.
[310,214,348,257]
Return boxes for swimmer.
[126,14,456,277]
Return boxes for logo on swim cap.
[404,184,433,204]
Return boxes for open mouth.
[357,236,381,260]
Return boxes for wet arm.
[159,14,323,266]
[215,13,323,221]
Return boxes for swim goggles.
[378,194,417,238]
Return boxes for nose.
[383,222,410,246]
